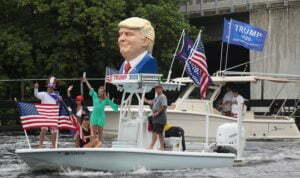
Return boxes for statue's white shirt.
[123,51,147,74]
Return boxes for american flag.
[186,38,211,98]
[59,103,83,140]
[58,103,79,130]
[17,102,59,130]
[17,102,80,134]
[105,67,119,83]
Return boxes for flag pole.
[236,103,245,161]
[24,128,32,149]
[104,68,108,88]
[82,72,86,94]
[55,130,59,148]
[180,30,202,79]
[166,29,185,82]
[224,19,233,72]
[205,102,210,149]
[80,72,85,96]
[219,41,224,75]
[219,18,226,75]
[15,98,32,149]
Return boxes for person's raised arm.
[66,85,76,111]
[34,82,43,100]
[83,76,92,90]
[67,85,73,98]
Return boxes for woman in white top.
[221,85,234,116]
[67,85,89,122]
[66,85,89,147]
[231,88,245,118]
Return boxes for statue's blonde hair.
[118,17,155,53]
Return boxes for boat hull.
[16,148,235,171]
[104,109,300,140]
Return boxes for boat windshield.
[178,84,216,100]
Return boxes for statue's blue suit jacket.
[119,53,158,74]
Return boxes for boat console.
[108,74,182,149]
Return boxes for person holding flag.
[66,85,89,124]
[34,76,61,148]
[17,77,81,148]
[66,85,89,147]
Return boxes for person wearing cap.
[66,85,89,123]
[34,76,61,148]
[82,76,118,147]
[145,84,168,150]
[118,17,158,74]
[66,85,90,147]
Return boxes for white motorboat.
[103,75,300,140]
[16,74,238,171]
[15,148,235,171]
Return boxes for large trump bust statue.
[118,17,158,74]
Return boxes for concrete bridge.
[180,0,300,100]
[181,0,298,16]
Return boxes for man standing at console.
[145,84,167,150]
[118,17,158,74]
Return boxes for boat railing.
[263,84,287,116]
[255,115,290,120]
[174,98,213,114]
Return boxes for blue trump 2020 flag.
[222,19,267,51]
[176,34,194,63]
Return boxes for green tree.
[0,0,194,80]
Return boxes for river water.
[1,132,300,178]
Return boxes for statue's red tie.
[124,63,131,74]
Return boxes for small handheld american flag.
[105,67,119,83]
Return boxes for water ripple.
[1,133,300,178]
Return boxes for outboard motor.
[213,123,245,154]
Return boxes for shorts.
[232,113,238,118]
[41,127,58,133]
[79,138,90,147]
[152,123,165,135]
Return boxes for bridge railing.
[181,0,297,14]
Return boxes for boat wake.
[235,149,300,167]
[57,167,194,177]
[0,162,29,178]
[59,168,113,177]
[131,167,151,174]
